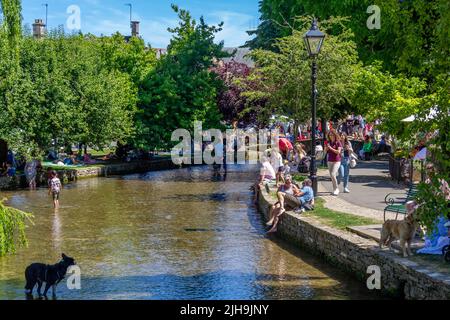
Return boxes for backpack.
[298,156,311,173]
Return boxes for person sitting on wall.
[266,175,300,228]
[6,163,16,177]
[100,152,118,161]
[266,178,315,233]
[377,135,388,153]
[359,135,373,160]
[83,153,96,164]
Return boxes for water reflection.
[0,165,380,300]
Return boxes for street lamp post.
[304,19,325,196]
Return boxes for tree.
[135,5,228,150]
[247,0,450,82]
[413,75,449,233]
[351,63,427,144]
[0,29,142,156]
[211,60,266,126]
[0,199,33,256]
[243,17,359,129]
[0,0,22,67]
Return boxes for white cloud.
[206,11,255,47]
[74,6,255,48]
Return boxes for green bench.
[383,185,418,221]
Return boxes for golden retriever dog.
[380,202,419,257]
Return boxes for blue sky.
[20,0,260,48]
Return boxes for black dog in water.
[25,253,76,298]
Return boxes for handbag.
[350,152,358,168]
[315,145,325,161]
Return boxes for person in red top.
[325,129,343,196]
[279,138,293,160]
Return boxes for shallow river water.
[0,165,381,300]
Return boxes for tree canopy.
[243,17,359,126]
[134,5,228,150]
[0,28,153,156]
[247,0,450,81]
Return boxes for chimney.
[32,19,46,38]
[131,21,140,37]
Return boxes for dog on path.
[380,201,419,258]
[24,253,76,298]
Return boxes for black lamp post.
[304,19,325,196]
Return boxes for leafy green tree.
[135,5,227,150]
[0,29,142,155]
[247,0,449,82]
[0,199,33,256]
[0,0,22,67]
[243,17,359,130]
[413,75,449,232]
[351,63,427,144]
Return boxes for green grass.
[42,162,104,171]
[88,148,115,157]
[304,198,380,230]
[291,173,306,183]
[267,189,379,230]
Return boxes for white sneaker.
[332,189,340,196]
[344,188,350,193]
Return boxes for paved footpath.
[316,160,408,222]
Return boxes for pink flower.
[438,178,450,201]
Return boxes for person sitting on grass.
[267,178,314,234]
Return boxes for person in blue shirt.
[5,163,16,177]
[297,179,314,206]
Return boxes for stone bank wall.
[258,189,450,300]
[0,158,180,190]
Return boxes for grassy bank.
[268,190,379,230]
[304,198,379,230]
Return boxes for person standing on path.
[338,133,354,194]
[325,129,343,196]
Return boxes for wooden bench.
[383,184,418,221]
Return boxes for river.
[0,165,381,299]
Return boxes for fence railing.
[388,155,425,186]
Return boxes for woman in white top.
[259,155,276,183]
[269,149,283,184]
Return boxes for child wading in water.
[48,170,62,209]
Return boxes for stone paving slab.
[347,225,425,250]
[306,160,406,222]
[317,160,407,212]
